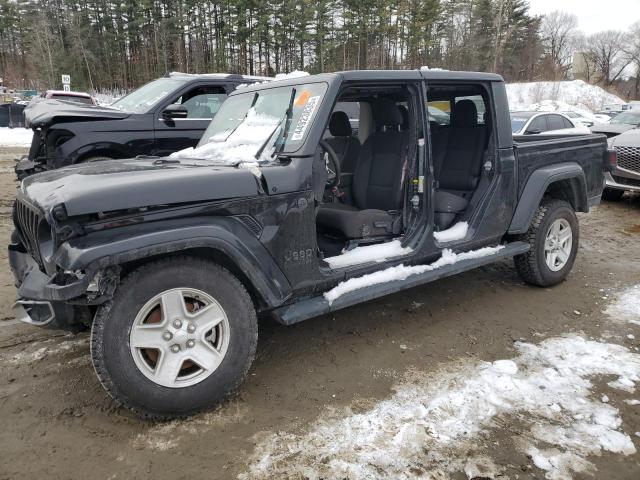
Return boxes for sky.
[528,0,640,34]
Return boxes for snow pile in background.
[241,335,640,480]
[324,245,504,304]
[434,221,468,243]
[0,127,33,147]
[506,80,624,114]
[274,71,310,80]
[605,284,640,326]
[170,108,279,164]
[324,240,412,269]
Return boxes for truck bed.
[513,133,607,201]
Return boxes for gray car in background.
[604,128,640,200]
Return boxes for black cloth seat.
[317,99,408,239]
[433,99,487,229]
[324,111,360,173]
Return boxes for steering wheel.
[319,139,341,189]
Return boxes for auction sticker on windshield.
[292,95,320,141]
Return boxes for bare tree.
[540,11,579,79]
[585,30,633,86]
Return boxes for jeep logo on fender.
[284,248,314,264]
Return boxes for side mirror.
[525,128,541,135]
[162,104,188,120]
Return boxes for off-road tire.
[90,257,258,419]
[514,199,579,287]
[601,188,624,202]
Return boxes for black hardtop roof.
[231,69,504,95]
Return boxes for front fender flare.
[53,217,292,308]
[508,162,588,235]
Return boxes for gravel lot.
[0,147,639,480]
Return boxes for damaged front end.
[15,127,76,180]
[9,197,119,331]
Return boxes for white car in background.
[561,111,599,128]
[510,112,591,136]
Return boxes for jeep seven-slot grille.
[615,145,640,173]
[14,198,44,266]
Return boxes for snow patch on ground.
[506,80,624,114]
[605,284,640,326]
[324,240,412,269]
[0,127,33,147]
[324,246,504,304]
[241,335,639,480]
[434,221,468,243]
[170,108,280,164]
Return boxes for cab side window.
[171,86,227,119]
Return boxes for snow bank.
[241,335,640,480]
[324,246,504,304]
[506,80,624,114]
[170,108,280,164]
[0,127,33,147]
[434,221,468,243]
[324,240,412,269]
[605,284,640,326]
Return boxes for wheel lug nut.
[173,319,182,329]
[171,344,180,353]
[186,339,195,348]
[162,331,173,341]
[187,324,196,333]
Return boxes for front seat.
[317,98,408,239]
[325,111,361,173]
[434,99,487,229]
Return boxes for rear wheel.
[514,199,579,287]
[601,188,624,202]
[90,257,258,419]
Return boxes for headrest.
[329,111,352,137]
[373,98,403,128]
[452,99,478,127]
[398,105,409,130]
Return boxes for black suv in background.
[15,72,270,178]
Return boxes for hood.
[590,123,634,136]
[24,98,129,128]
[21,158,262,217]
[609,127,640,147]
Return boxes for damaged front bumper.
[14,155,45,180]
[9,241,115,330]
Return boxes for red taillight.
[606,149,617,171]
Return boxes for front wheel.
[90,257,258,419]
[514,199,579,287]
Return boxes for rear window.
[548,115,566,131]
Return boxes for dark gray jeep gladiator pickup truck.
[9,70,614,418]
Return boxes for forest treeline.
[0,0,639,97]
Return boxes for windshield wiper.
[254,88,296,161]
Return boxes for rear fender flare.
[53,218,292,309]
[508,162,588,235]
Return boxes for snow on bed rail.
[433,221,468,243]
[241,335,640,480]
[324,245,504,304]
[324,240,412,269]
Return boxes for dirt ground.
[0,146,639,480]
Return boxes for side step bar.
[272,241,530,326]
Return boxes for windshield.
[111,77,189,113]
[610,111,640,126]
[511,116,529,133]
[171,82,328,165]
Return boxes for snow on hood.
[170,108,281,164]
